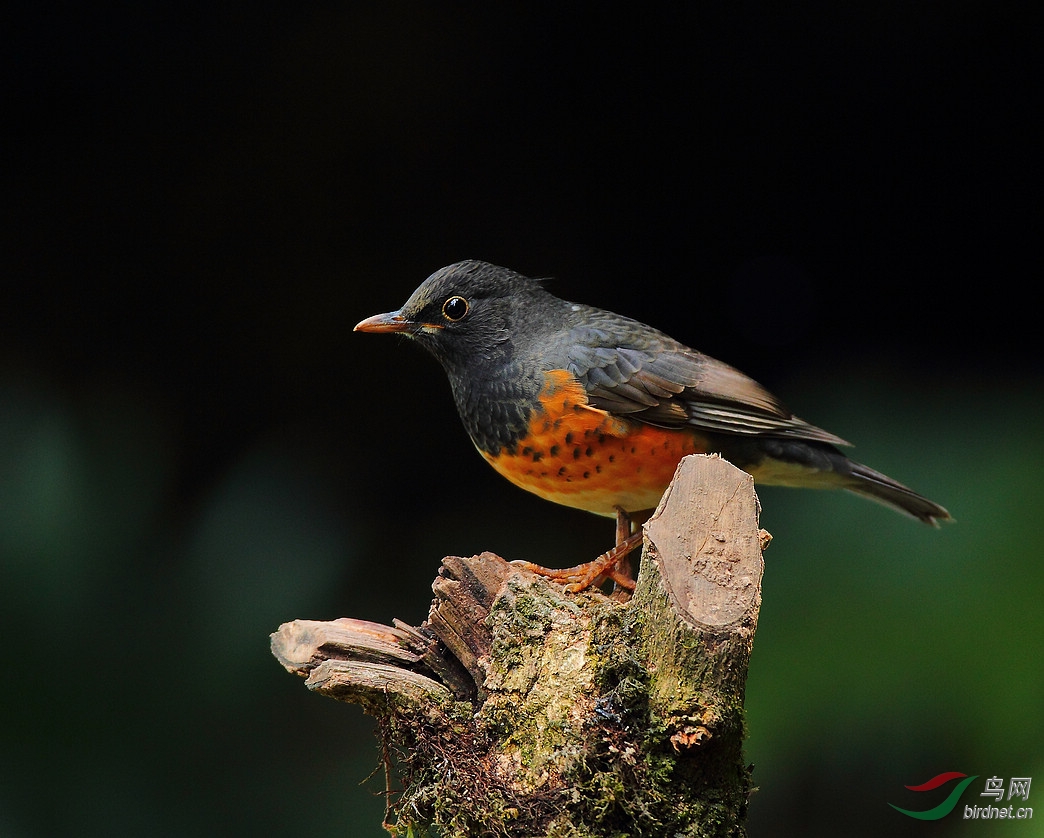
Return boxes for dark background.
[3,5,1041,837]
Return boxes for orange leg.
[611,506,635,592]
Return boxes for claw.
[511,532,643,594]
[509,506,647,595]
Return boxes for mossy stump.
[271,454,766,837]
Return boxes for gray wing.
[560,322,850,446]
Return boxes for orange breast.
[480,370,707,517]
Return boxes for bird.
[355,260,951,591]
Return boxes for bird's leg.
[610,506,635,592]
[511,506,644,594]
[511,535,642,593]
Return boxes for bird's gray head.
[354,260,555,372]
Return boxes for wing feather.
[560,321,850,446]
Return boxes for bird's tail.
[740,438,952,526]
[841,460,952,526]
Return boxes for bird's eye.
[441,295,469,322]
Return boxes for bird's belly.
[478,370,706,516]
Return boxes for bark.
[271,454,767,837]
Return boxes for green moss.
[378,573,752,837]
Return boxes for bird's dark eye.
[441,295,469,322]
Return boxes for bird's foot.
[511,531,643,594]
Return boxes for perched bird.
[355,260,950,589]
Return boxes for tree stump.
[271,454,767,837]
